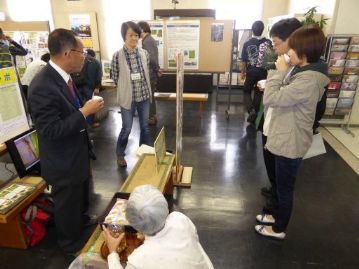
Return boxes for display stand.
[0,176,46,249]
[322,34,359,138]
[173,52,193,187]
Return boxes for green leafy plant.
[301,6,328,29]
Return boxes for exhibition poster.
[149,21,165,69]
[4,31,49,77]
[69,14,93,48]
[0,67,30,144]
[166,20,200,69]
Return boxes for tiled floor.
[1,91,359,269]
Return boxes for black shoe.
[83,214,98,227]
[247,110,256,123]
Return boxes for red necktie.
[67,79,76,100]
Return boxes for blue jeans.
[116,99,150,157]
[272,154,302,233]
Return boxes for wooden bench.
[154,92,208,116]
[0,176,46,249]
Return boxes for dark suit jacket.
[28,64,90,187]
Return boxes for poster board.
[68,12,100,52]
[0,67,30,144]
[0,21,50,77]
[147,21,165,69]
[147,19,234,73]
[198,19,234,72]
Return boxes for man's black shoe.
[83,214,98,227]
[247,110,256,123]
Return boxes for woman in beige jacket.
[255,25,330,239]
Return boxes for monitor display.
[14,130,39,171]
[5,129,41,178]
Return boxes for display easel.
[173,52,192,187]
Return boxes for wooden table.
[81,153,175,254]
[0,143,7,157]
[154,92,208,116]
[0,176,46,249]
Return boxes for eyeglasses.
[70,49,87,56]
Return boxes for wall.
[151,0,210,14]
[50,0,151,60]
[261,0,289,36]
[330,0,359,124]
[0,1,9,20]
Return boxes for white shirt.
[21,59,47,86]
[49,60,71,84]
[107,212,214,269]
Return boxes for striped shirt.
[111,46,150,102]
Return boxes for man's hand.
[102,225,125,253]
[79,98,104,117]
[257,80,266,92]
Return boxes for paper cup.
[92,95,104,102]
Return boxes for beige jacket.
[263,68,329,159]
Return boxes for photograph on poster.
[70,14,92,37]
[211,23,224,42]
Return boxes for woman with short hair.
[111,21,152,167]
[255,25,330,239]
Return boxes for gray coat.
[263,68,330,159]
[115,48,152,110]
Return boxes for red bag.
[21,197,52,247]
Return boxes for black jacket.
[28,64,92,187]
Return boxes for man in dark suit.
[28,28,104,253]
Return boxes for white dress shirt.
[49,60,71,84]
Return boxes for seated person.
[103,184,214,269]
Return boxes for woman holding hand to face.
[255,25,330,239]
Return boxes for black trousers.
[51,177,90,251]
[272,154,302,233]
[243,70,267,113]
[262,135,276,190]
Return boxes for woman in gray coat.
[255,25,330,239]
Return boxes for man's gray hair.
[126,184,169,235]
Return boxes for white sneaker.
[256,214,275,224]
[255,225,286,239]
